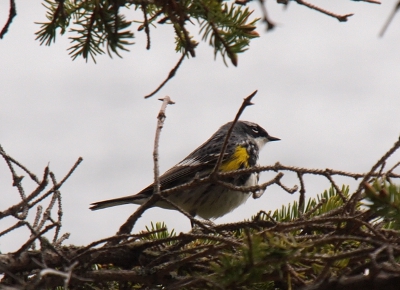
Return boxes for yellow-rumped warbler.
[90,121,279,219]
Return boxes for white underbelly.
[165,173,258,219]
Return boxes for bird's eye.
[251,127,259,134]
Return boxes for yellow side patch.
[219,146,249,172]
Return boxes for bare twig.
[258,0,276,31]
[56,157,83,189]
[324,172,346,202]
[0,167,49,220]
[160,197,213,232]
[47,172,63,243]
[0,0,16,39]
[112,185,162,243]
[377,161,386,177]
[387,161,400,175]
[214,172,285,195]
[276,174,298,194]
[32,206,43,230]
[347,137,400,213]
[29,157,83,208]
[380,0,400,37]
[295,0,354,22]
[0,145,27,205]
[153,96,175,196]
[0,144,39,183]
[54,233,70,247]
[141,3,151,49]
[212,90,257,175]
[297,172,306,213]
[111,97,175,240]
[0,221,25,238]
[14,223,58,256]
[144,54,185,98]
[253,173,286,199]
[218,162,400,180]
[153,160,400,203]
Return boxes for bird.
[90,121,280,219]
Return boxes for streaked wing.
[139,150,231,195]
[141,164,210,194]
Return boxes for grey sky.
[1,0,400,252]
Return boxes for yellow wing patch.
[219,146,249,172]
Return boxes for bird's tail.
[90,195,147,211]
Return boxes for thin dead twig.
[253,172,285,198]
[324,173,346,202]
[112,97,175,241]
[29,157,83,208]
[48,172,63,243]
[276,174,298,194]
[0,144,39,183]
[258,0,275,31]
[297,172,306,214]
[141,2,151,50]
[214,172,284,195]
[111,192,162,244]
[153,96,175,196]
[347,137,400,213]
[295,0,354,22]
[387,161,400,175]
[380,0,400,37]
[32,206,43,230]
[145,54,185,98]
[54,233,70,247]
[0,221,25,238]
[0,0,17,39]
[14,223,58,256]
[0,167,49,220]
[0,146,28,217]
[217,162,400,179]
[160,197,213,232]
[212,90,257,176]
[54,157,83,190]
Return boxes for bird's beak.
[268,135,280,142]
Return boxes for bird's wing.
[137,148,232,195]
[90,137,237,210]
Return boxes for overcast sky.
[1,0,400,252]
